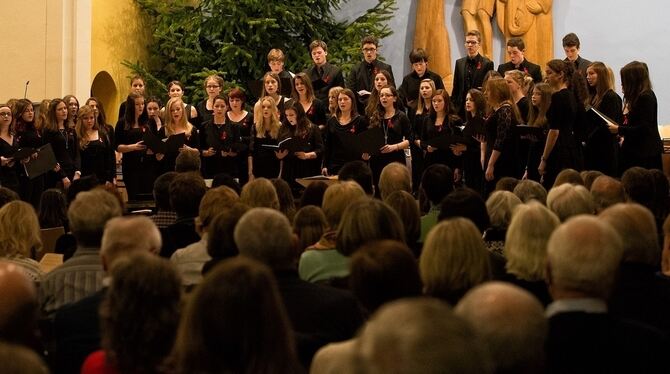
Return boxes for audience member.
[39,189,122,316]
[580,170,604,190]
[0,341,49,374]
[545,215,665,373]
[503,202,559,305]
[202,202,251,275]
[150,172,178,229]
[210,173,242,195]
[338,160,374,196]
[0,201,44,283]
[438,187,490,234]
[37,188,69,231]
[494,177,519,192]
[81,253,181,374]
[171,186,238,287]
[590,175,625,213]
[418,164,454,242]
[546,183,595,222]
[239,177,279,209]
[293,205,328,253]
[160,172,207,258]
[234,208,363,366]
[299,180,328,208]
[272,178,297,221]
[621,166,654,209]
[174,148,202,173]
[513,179,547,204]
[0,186,19,208]
[553,168,584,187]
[378,162,411,200]
[0,261,39,350]
[174,257,303,374]
[456,282,548,374]
[484,191,522,255]
[384,190,421,255]
[420,218,491,304]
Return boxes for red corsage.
[387,119,394,129]
[220,131,228,141]
[323,75,330,83]
[373,67,379,76]
[349,126,356,134]
[476,61,482,70]
[523,67,529,74]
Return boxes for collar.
[72,246,101,257]
[546,298,607,318]
[467,54,480,63]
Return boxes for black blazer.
[451,54,494,115]
[346,59,395,93]
[304,62,345,102]
[618,90,663,164]
[497,59,543,83]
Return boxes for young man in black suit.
[497,37,543,83]
[562,33,591,74]
[398,48,445,109]
[346,35,395,113]
[304,40,345,102]
[451,30,494,118]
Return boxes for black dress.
[227,111,254,185]
[115,122,147,200]
[323,115,369,175]
[0,136,20,193]
[79,133,115,184]
[584,90,622,176]
[485,104,521,187]
[370,111,412,186]
[42,128,80,188]
[280,123,324,195]
[618,90,663,173]
[249,126,281,179]
[410,109,430,191]
[200,119,244,178]
[157,127,201,174]
[16,125,44,207]
[195,99,213,130]
[304,99,328,129]
[544,88,583,187]
[421,115,462,171]
[462,116,486,194]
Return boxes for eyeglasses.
[363,48,377,53]
[0,112,11,117]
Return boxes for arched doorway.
[90,71,118,124]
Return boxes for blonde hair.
[75,105,99,149]
[547,184,595,222]
[240,178,279,210]
[420,218,490,303]
[253,96,281,139]
[0,201,42,258]
[486,191,522,229]
[322,181,366,229]
[164,97,194,137]
[416,79,436,115]
[504,202,560,281]
[198,186,239,229]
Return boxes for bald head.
[456,282,547,374]
[0,262,38,345]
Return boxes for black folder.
[337,127,386,155]
[586,105,620,128]
[143,132,186,153]
[11,147,37,160]
[425,133,468,150]
[261,137,309,153]
[24,143,57,179]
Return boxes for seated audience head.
[546,215,623,299]
[455,282,547,374]
[234,208,296,269]
[513,179,547,205]
[38,188,68,229]
[197,186,239,235]
[384,190,421,249]
[650,168,670,218]
[206,203,251,268]
[546,183,595,222]
[350,240,422,315]
[271,178,296,220]
[68,189,122,248]
[420,164,454,206]
[239,178,279,210]
[338,160,374,195]
[486,191,522,230]
[439,188,490,234]
[0,201,42,259]
[495,177,519,192]
[621,166,654,209]
[0,261,38,346]
[354,298,492,374]
[299,180,328,208]
[174,148,201,173]
[553,168,584,187]
[581,170,604,190]
[599,203,659,266]
[169,172,207,219]
[66,175,100,205]
[0,187,19,208]
[590,175,625,212]
[100,253,181,374]
[378,162,411,200]
[420,218,491,304]
[663,215,670,276]
[505,202,560,281]
[175,257,300,374]
[100,216,162,271]
[336,198,405,257]
[0,341,48,373]
[153,172,179,211]
[322,181,366,229]
[292,205,328,252]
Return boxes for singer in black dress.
[200,95,243,178]
[12,99,44,206]
[248,96,285,180]
[195,75,224,127]
[322,89,369,176]
[75,105,115,185]
[158,97,200,174]
[280,101,324,195]
[42,99,81,189]
[115,94,149,200]
[227,88,254,185]
[484,79,521,188]
[420,89,462,174]
[0,104,21,193]
[452,89,487,194]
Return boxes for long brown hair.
[485,78,521,123]
[620,60,653,111]
[527,83,552,128]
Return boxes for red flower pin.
[476,61,482,70]
[524,67,529,74]
[387,119,394,129]
[323,75,330,83]
[220,131,227,141]
[349,126,356,134]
